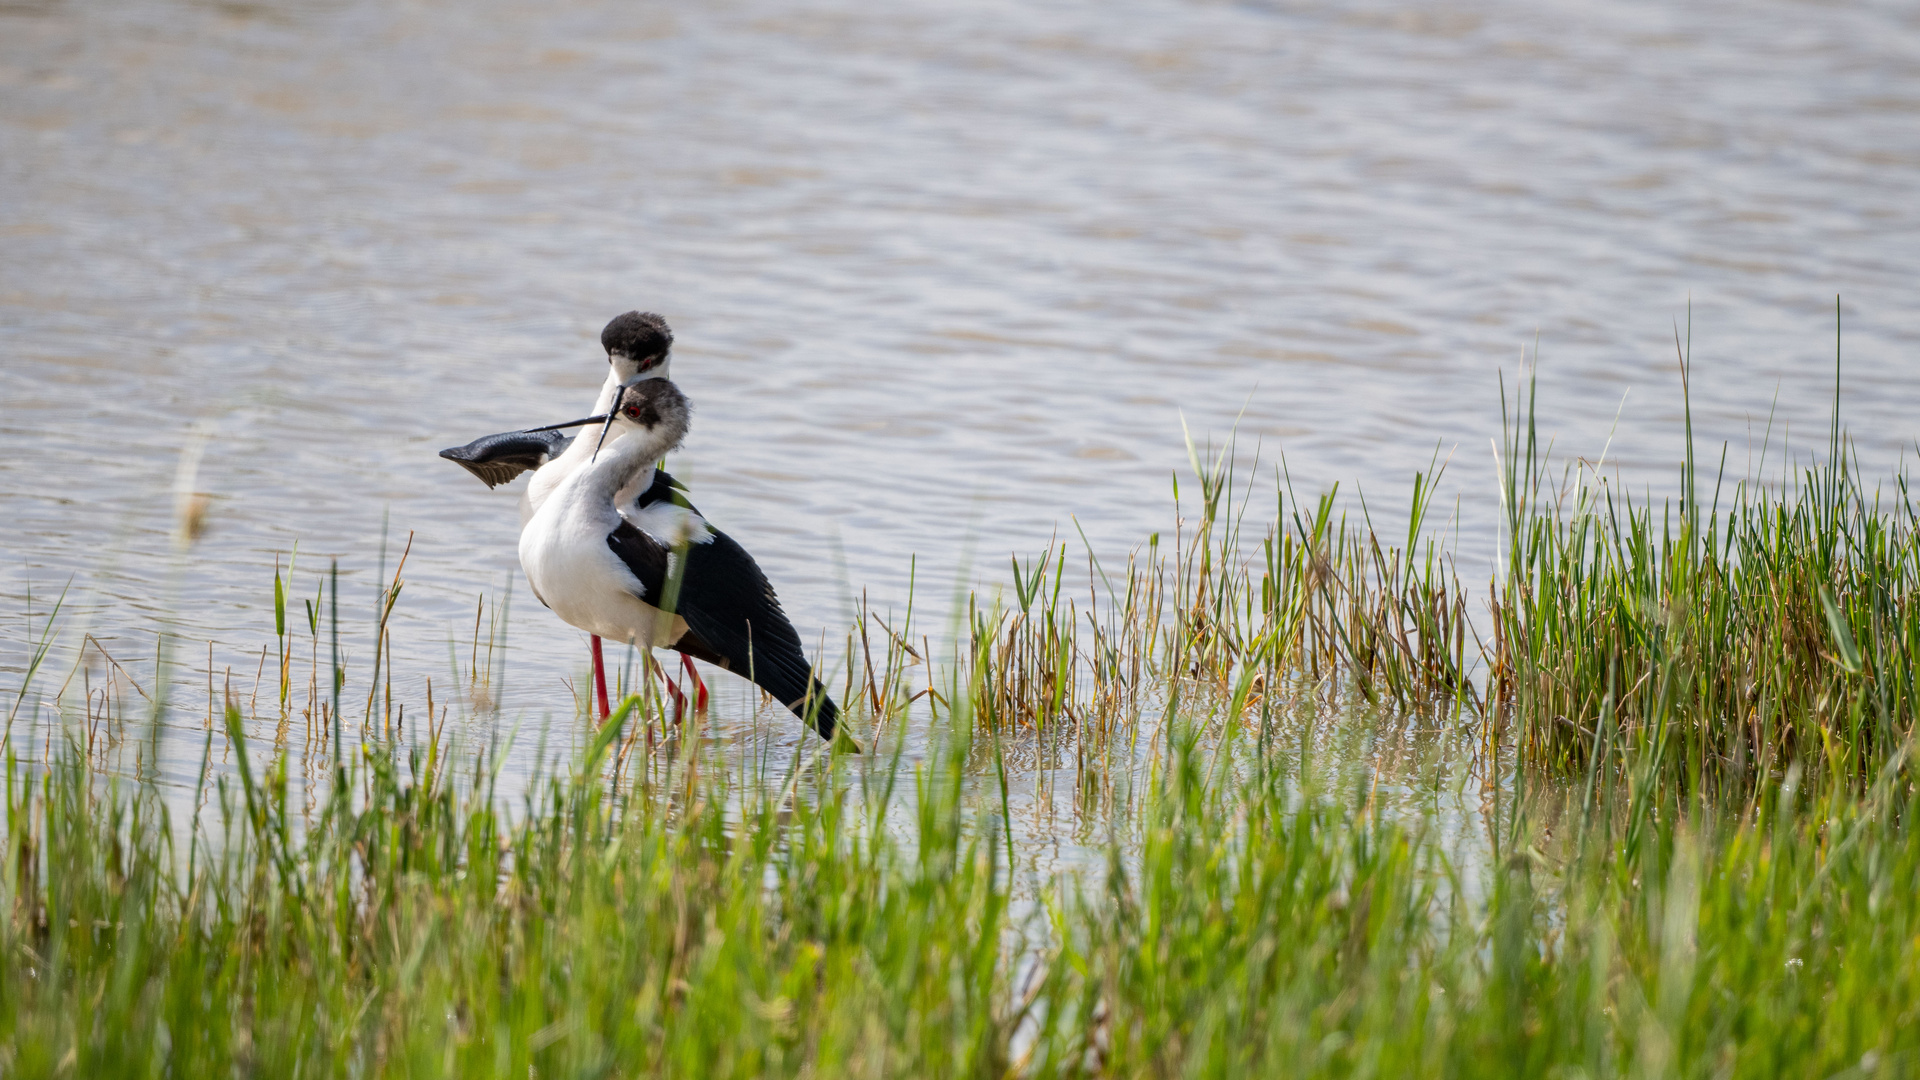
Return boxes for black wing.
[606,520,841,742]
[438,429,574,489]
[634,469,700,515]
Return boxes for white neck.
[556,368,627,467]
[568,416,685,512]
[524,368,632,522]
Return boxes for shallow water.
[4,0,1918,816]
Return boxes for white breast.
[520,451,580,526]
[519,482,686,648]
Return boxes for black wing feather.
[438,429,574,489]
[606,521,841,741]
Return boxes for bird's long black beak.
[521,415,609,433]
[590,385,627,462]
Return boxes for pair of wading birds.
[439,311,849,748]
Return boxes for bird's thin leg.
[649,652,687,726]
[680,654,709,715]
[640,654,662,752]
[590,635,611,720]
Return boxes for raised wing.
[438,429,574,489]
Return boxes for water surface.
[3,0,1917,817]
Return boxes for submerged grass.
[6,326,1920,1074]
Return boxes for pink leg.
[680,654,709,715]
[590,635,611,720]
[650,653,687,726]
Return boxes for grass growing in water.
[4,681,1919,1075]
[6,332,1919,1074]
[1492,328,1920,796]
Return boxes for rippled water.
[4,0,1918,810]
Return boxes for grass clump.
[1492,334,1920,795]
[951,438,1478,740]
[1053,735,1920,1078]
[0,699,1021,1077]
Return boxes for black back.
[606,517,841,741]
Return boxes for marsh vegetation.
[4,353,1918,1077]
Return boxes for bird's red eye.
[623,405,643,420]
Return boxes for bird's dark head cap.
[614,377,690,429]
[601,311,673,367]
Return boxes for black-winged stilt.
[439,312,689,719]
[517,379,845,745]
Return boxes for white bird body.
[518,394,690,649]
